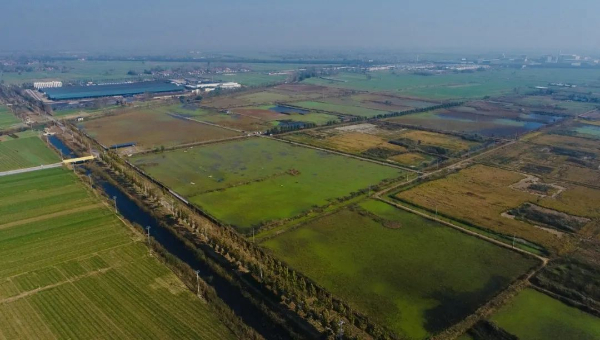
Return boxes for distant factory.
[185,82,242,92]
[34,81,62,89]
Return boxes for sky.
[1,0,598,54]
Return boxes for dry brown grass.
[325,132,406,153]
[82,108,240,150]
[400,130,480,153]
[396,164,571,252]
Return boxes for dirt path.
[374,140,516,197]
[168,113,244,133]
[0,203,103,231]
[378,197,548,263]
[266,135,422,173]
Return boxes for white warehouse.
[34,81,63,89]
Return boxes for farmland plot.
[131,138,405,230]
[0,132,60,172]
[263,200,538,339]
[0,168,235,339]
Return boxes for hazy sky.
[1,0,598,54]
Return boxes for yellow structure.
[62,155,95,164]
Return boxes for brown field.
[282,122,480,162]
[270,83,349,97]
[81,108,240,151]
[321,132,406,154]
[399,129,480,153]
[320,96,411,112]
[389,152,435,167]
[496,95,599,116]
[480,135,600,187]
[395,164,594,253]
[352,93,438,109]
[202,90,294,109]
[580,110,600,120]
[528,133,600,151]
[196,112,272,131]
[203,86,346,110]
[459,100,523,118]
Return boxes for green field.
[291,101,390,117]
[304,68,600,100]
[491,289,600,340]
[131,138,404,230]
[0,132,60,172]
[0,168,235,339]
[0,104,20,130]
[262,200,538,339]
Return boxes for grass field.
[80,106,241,151]
[262,200,538,339]
[491,289,600,340]
[328,93,437,112]
[0,104,20,130]
[304,68,600,100]
[395,164,588,252]
[131,138,405,230]
[291,100,390,117]
[0,168,234,339]
[0,132,60,172]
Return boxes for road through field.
[0,162,62,177]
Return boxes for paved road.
[0,163,63,177]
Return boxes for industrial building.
[34,81,63,89]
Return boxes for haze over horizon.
[1,0,599,55]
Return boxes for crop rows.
[0,168,235,339]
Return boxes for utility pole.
[512,233,516,249]
[146,226,151,247]
[337,320,345,339]
[87,174,93,186]
[113,196,117,213]
[195,270,201,296]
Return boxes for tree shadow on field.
[423,275,509,334]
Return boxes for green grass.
[132,138,404,230]
[291,101,389,117]
[491,289,600,340]
[0,132,60,172]
[304,68,600,100]
[0,168,235,339]
[573,123,600,139]
[262,199,538,339]
[0,104,20,130]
